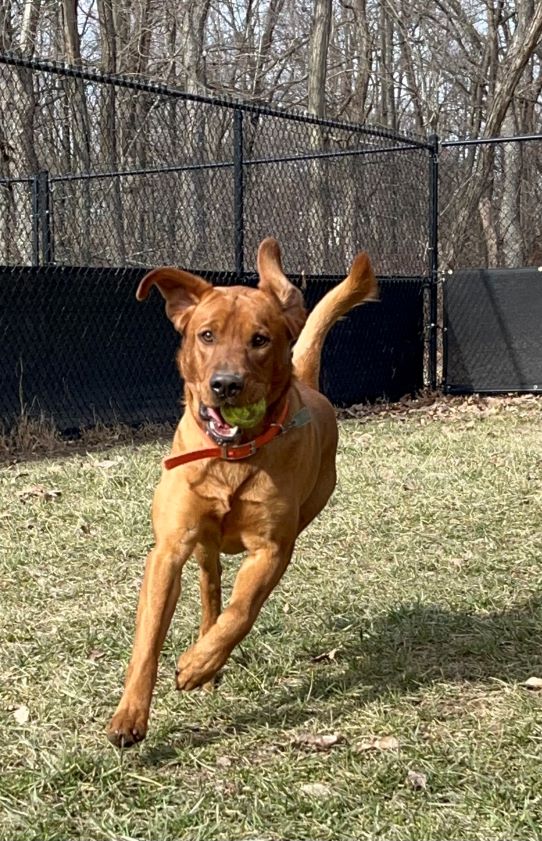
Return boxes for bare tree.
[307,0,332,117]
[443,0,542,265]
[20,0,41,54]
[306,0,333,273]
[1,0,542,270]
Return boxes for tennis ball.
[222,398,267,429]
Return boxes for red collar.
[164,400,296,470]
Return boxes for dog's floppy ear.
[257,238,306,340]
[136,267,212,333]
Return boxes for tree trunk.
[180,1,212,95]
[499,1,533,268]
[379,5,396,130]
[479,196,499,266]
[307,0,332,274]
[307,0,332,117]
[97,0,125,264]
[61,0,92,263]
[20,0,41,56]
[178,1,211,266]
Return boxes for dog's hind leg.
[197,543,223,639]
[298,465,337,534]
[176,535,296,691]
[195,542,223,692]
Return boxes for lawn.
[1,396,542,840]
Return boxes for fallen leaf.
[294,732,344,751]
[523,676,542,691]
[311,647,340,663]
[242,837,273,841]
[87,649,105,661]
[95,458,122,469]
[300,782,333,798]
[406,769,427,790]
[18,484,61,502]
[355,734,399,752]
[13,704,29,724]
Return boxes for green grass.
[1,398,542,840]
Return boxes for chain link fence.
[440,137,542,393]
[0,53,431,430]
[0,53,431,276]
[440,137,542,270]
[3,54,538,429]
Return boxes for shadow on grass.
[282,595,542,708]
[339,596,542,686]
[142,595,542,761]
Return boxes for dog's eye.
[251,333,270,348]
[199,330,215,344]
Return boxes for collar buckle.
[222,440,257,461]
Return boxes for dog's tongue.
[207,406,238,438]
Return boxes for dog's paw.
[175,644,223,691]
[106,706,148,748]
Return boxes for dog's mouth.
[199,404,240,444]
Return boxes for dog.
[107,238,377,747]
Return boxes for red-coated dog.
[108,238,377,746]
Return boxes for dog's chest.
[188,459,274,514]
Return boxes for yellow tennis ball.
[222,398,267,429]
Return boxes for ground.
[1,395,542,840]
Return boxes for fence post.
[233,108,244,278]
[31,173,40,266]
[31,170,54,266]
[428,134,439,390]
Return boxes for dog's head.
[137,238,306,443]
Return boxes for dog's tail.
[292,252,378,390]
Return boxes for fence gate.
[444,268,542,393]
[440,135,542,394]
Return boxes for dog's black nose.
[210,372,244,400]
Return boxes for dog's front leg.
[107,534,194,748]
[176,535,295,690]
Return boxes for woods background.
[0,0,541,271]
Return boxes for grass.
[1,396,542,840]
